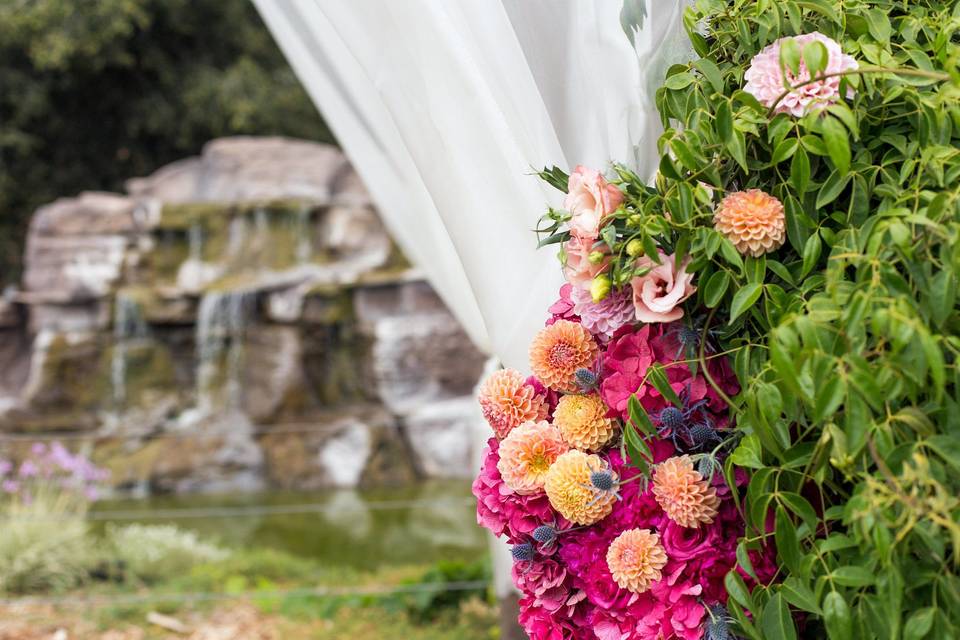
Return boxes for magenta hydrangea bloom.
[547,284,581,326]
[600,322,739,424]
[571,285,636,342]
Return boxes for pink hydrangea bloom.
[744,32,858,117]
[571,285,636,342]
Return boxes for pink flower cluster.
[0,441,111,501]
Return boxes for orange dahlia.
[606,528,668,593]
[497,421,569,495]
[652,455,720,528]
[553,393,618,452]
[544,450,616,525]
[713,189,786,257]
[529,320,599,393]
[478,369,548,439]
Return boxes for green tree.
[0,0,333,283]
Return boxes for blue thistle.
[589,469,615,492]
[532,525,557,544]
[511,542,534,562]
[658,406,685,431]
[703,604,734,640]
[574,367,599,391]
[688,421,722,450]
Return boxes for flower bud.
[627,214,643,227]
[590,275,611,303]
[626,239,644,257]
[588,250,606,264]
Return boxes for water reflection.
[93,480,484,571]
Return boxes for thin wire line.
[4,496,477,523]
[0,419,421,444]
[0,580,491,608]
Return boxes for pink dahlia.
[478,369,549,439]
[570,285,636,342]
[473,438,567,541]
[744,32,858,117]
[497,421,569,494]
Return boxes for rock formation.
[0,137,487,493]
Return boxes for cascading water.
[295,203,313,265]
[188,221,204,262]
[195,289,256,414]
[111,292,148,409]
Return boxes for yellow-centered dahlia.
[478,369,548,439]
[652,455,720,528]
[553,393,618,452]
[544,450,616,525]
[606,528,668,593]
[529,320,599,393]
[713,189,786,257]
[497,421,569,495]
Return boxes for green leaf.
[664,72,696,90]
[772,138,799,164]
[863,8,892,43]
[775,507,802,574]
[802,39,828,76]
[760,593,797,640]
[694,58,724,94]
[731,434,764,469]
[831,566,874,587]
[790,145,811,193]
[782,577,821,614]
[925,435,960,475]
[823,591,853,640]
[816,170,851,209]
[779,492,818,531]
[623,422,652,473]
[730,283,763,323]
[727,129,748,171]
[703,270,731,308]
[648,365,682,408]
[725,570,755,612]
[903,607,936,640]
[821,115,851,174]
[779,37,802,76]
[801,232,822,278]
[627,395,657,438]
[814,373,846,423]
[716,100,734,143]
[736,541,759,582]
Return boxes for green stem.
[765,65,953,118]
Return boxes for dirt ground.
[0,603,286,640]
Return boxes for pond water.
[92,480,486,571]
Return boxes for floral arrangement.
[474,1,960,638]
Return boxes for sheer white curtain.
[252,0,691,370]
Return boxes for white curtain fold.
[252,0,691,370]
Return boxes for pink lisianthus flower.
[631,251,696,323]
[565,166,624,241]
[563,236,609,289]
[744,32,858,117]
[473,438,566,541]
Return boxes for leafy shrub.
[0,442,109,593]
[539,0,960,637]
[108,523,230,583]
[392,559,491,623]
[0,492,99,593]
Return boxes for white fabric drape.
[252,0,691,370]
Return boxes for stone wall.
[0,137,487,493]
